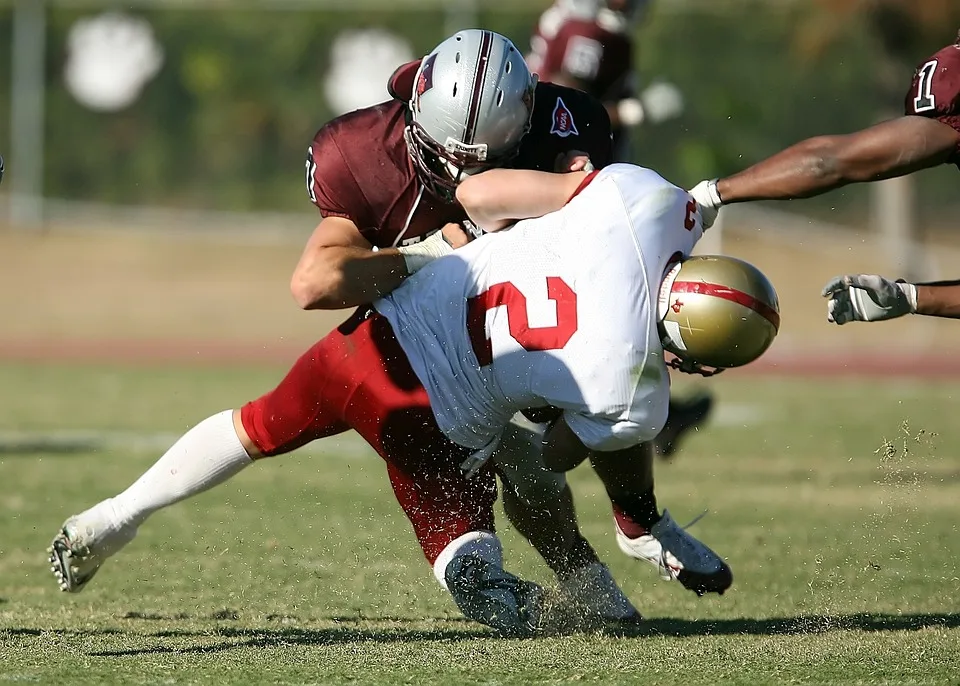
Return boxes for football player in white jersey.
[47,163,778,636]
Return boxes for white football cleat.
[616,509,732,597]
[559,562,642,624]
[48,503,137,593]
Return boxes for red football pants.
[240,310,497,564]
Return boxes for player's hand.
[821,274,918,325]
[688,179,722,230]
[554,150,594,174]
[440,222,472,249]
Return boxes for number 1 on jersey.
[467,277,578,367]
[914,60,938,113]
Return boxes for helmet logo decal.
[670,299,684,314]
[550,97,579,137]
[414,54,438,112]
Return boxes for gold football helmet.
[657,255,780,375]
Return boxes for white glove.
[616,98,645,127]
[821,274,918,325]
[639,80,685,123]
[397,229,452,273]
[688,179,722,230]
[617,82,685,128]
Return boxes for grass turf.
[1,362,959,684]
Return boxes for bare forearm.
[717,138,851,204]
[292,246,408,310]
[716,118,959,205]
[916,283,960,319]
[457,169,586,232]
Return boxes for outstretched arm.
[715,116,960,204]
[916,282,960,318]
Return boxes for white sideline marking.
[0,430,372,457]
[0,404,771,456]
[708,403,772,428]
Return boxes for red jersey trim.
[567,170,600,203]
[671,281,781,331]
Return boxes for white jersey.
[376,164,703,453]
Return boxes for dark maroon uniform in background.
[904,38,960,167]
[305,60,612,247]
[536,19,633,104]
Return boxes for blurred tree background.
[0,0,957,224]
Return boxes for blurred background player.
[687,31,960,330]
[525,0,684,162]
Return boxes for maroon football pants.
[240,310,497,564]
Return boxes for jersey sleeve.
[305,124,370,224]
[904,48,960,158]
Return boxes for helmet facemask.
[403,30,537,202]
[404,119,527,201]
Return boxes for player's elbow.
[455,176,487,218]
[798,134,885,188]
[290,260,343,310]
[797,136,847,186]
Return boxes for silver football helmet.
[405,29,537,198]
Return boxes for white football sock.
[432,531,503,590]
[103,410,252,530]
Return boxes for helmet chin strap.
[666,356,725,378]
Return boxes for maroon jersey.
[305,60,612,248]
[305,101,462,248]
[535,18,634,104]
[904,38,960,165]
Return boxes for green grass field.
[1,362,959,685]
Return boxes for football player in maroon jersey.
[49,31,731,633]
[689,34,960,325]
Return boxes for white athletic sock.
[432,531,503,590]
[105,410,252,529]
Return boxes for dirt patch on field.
[4,225,960,370]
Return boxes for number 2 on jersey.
[914,60,938,113]
[467,277,578,367]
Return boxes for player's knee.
[232,408,263,458]
[238,398,284,459]
[290,255,345,310]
